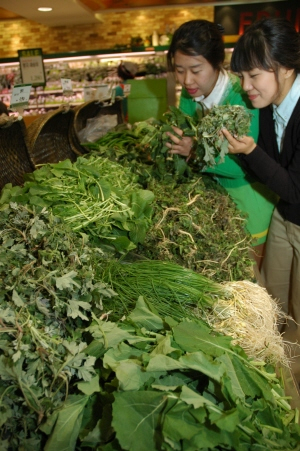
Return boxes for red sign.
[215,1,299,40]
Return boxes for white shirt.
[272,73,300,152]
[194,70,229,110]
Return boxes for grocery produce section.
[0,48,169,114]
[1,99,300,450]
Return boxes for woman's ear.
[283,67,295,79]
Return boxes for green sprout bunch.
[196,104,253,167]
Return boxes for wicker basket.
[26,105,83,166]
[0,114,35,190]
[71,99,124,150]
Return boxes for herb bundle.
[135,176,253,282]
[0,154,155,253]
[0,203,298,450]
[196,104,252,167]
[86,104,252,182]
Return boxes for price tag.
[123,84,131,95]
[83,86,96,102]
[111,87,116,103]
[95,84,109,101]
[10,84,32,109]
[18,48,46,87]
[61,78,73,96]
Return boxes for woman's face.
[238,67,295,108]
[174,51,219,98]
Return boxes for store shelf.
[0,87,85,114]
[0,48,169,114]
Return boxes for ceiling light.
[38,7,53,12]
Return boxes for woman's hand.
[165,126,194,159]
[221,128,256,155]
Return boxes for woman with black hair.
[0,100,9,115]
[165,19,277,269]
[222,17,300,381]
[115,61,138,122]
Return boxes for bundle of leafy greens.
[0,154,155,253]
[83,111,194,183]
[135,176,253,282]
[196,104,252,167]
[84,104,252,181]
[74,140,254,282]
[0,203,299,450]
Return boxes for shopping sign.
[18,48,46,87]
[10,84,32,110]
[61,78,73,97]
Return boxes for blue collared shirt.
[272,73,300,152]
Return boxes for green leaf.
[111,236,136,252]
[55,271,81,290]
[103,342,145,372]
[128,296,164,331]
[67,299,91,320]
[163,398,201,442]
[216,353,245,402]
[44,394,89,451]
[208,406,242,433]
[147,354,187,372]
[116,360,163,391]
[173,320,232,356]
[179,351,224,382]
[77,375,100,395]
[128,220,147,244]
[130,190,154,218]
[180,385,216,409]
[12,289,25,307]
[112,391,166,451]
[88,320,135,350]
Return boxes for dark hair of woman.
[230,17,300,77]
[117,62,135,80]
[0,101,9,115]
[167,19,225,72]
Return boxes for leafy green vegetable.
[196,104,252,167]
[135,177,253,282]
[0,204,299,450]
[99,299,300,451]
[100,259,225,318]
[0,154,155,253]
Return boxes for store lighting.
[97,51,156,59]
[43,49,166,64]
[38,7,53,12]
[45,56,92,63]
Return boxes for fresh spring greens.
[74,153,253,283]
[100,259,224,318]
[83,104,252,183]
[0,154,155,253]
[136,177,253,282]
[0,148,253,282]
[0,203,117,449]
[197,104,252,167]
[0,203,299,450]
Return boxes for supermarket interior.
[1,1,300,450]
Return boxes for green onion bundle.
[101,259,225,319]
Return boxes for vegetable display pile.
[0,202,299,450]
[0,104,294,450]
[84,104,252,182]
[0,148,254,282]
[0,154,155,253]
[136,177,253,282]
[81,111,254,282]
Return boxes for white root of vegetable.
[201,280,292,367]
